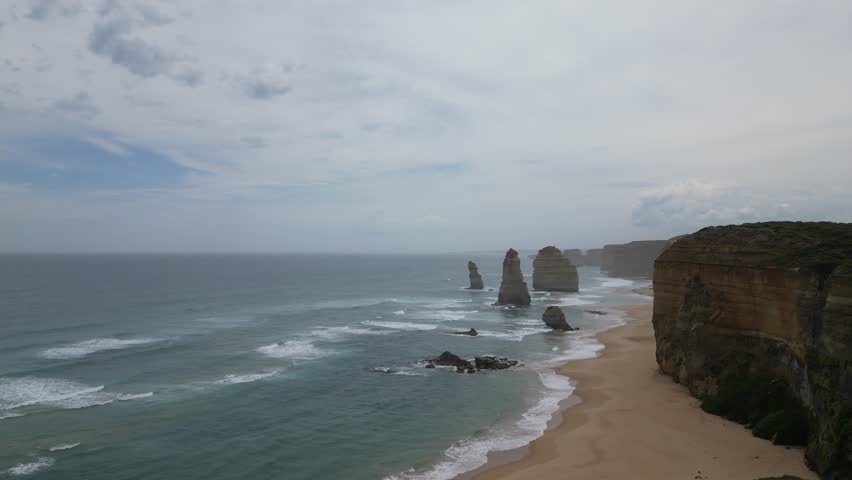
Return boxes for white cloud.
[0,0,851,251]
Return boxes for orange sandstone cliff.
[653,222,852,478]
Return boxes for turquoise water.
[0,254,649,479]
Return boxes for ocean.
[0,254,650,479]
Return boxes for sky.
[1,0,851,253]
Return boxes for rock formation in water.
[424,351,519,372]
[467,261,484,289]
[451,328,478,336]
[496,248,531,306]
[542,306,574,330]
[474,356,518,370]
[532,246,579,292]
[652,222,852,478]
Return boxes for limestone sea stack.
[653,222,852,478]
[542,306,574,330]
[467,261,484,289]
[496,248,531,306]
[532,246,579,292]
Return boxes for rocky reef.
[652,222,852,478]
[532,246,579,292]
[497,248,531,306]
[467,261,484,289]
[424,351,519,372]
[602,239,676,277]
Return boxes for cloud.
[0,183,31,196]
[234,65,294,99]
[1,1,852,252]
[631,181,801,231]
[53,92,100,117]
[88,14,174,78]
[25,0,81,20]
[85,136,129,156]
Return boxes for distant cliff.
[652,222,852,477]
[602,240,672,277]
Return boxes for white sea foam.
[370,366,426,377]
[596,277,635,288]
[257,340,328,360]
[7,457,55,476]
[385,371,576,480]
[0,377,105,410]
[554,296,599,306]
[362,321,438,331]
[393,310,406,315]
[117,392,154,401]
[216,371,279,385]
[41,337,162,360]
[474,326,551,342]
[49,443,80,451]
[310,326,390,342]
[0,411,25,420]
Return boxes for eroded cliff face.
[653,222,852,478]
[532,246,579,292]
[497,248,531,306]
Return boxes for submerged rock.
[451,328,478,336]
[532,246,579,292]
[474,356,519,370]
[467,261,484,289]
[542,306,575,330]
[496,248,531,306]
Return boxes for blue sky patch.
[0,135,195,192]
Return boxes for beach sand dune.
[471,304,816,480]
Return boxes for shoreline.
[463,303,816,480]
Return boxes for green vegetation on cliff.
[701,377,808,446]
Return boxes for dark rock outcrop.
[497,248,531,306]
[428,351,473,370]
[425,351,519,372]
[652,222,852,478]
[532,246,579,292]
[475,356,518,370]
[542,306,574,330]
[467,261,484,289]
[451,328,478,336]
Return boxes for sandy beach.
[471,303,816,480]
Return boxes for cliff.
[652,222,852,478]
[496,248,531,306]
[602,240,671,277]
[532,246,579,292]
[467,261,484,289]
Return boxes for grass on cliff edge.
[697,221,852,271]
[701,377,809,446]
[754,477,805,480]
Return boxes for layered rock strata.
[496,249,531,306]
[652,222,852,477]
[532,246,579,292]
[467,261,484,289]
